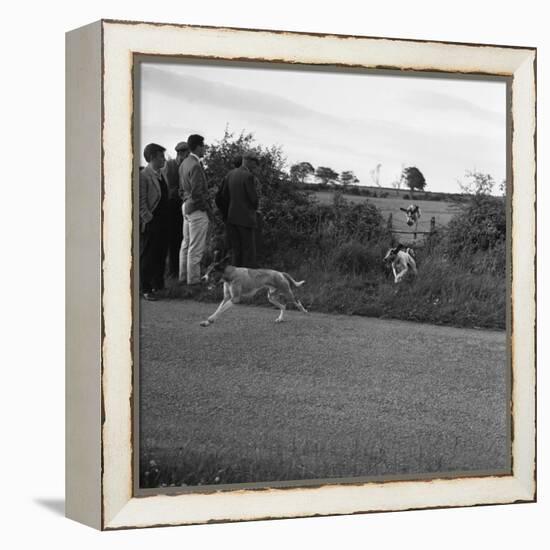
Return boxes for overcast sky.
[139,61,507,193]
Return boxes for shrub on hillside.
[331,240,387,275]
[445,195,506,262]
[205,130,388,267]
[204,130,311,257]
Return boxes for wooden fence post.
[427,216,436,252]
[387,213,394,243]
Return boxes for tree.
[290,162,315,185]
[401,166,426,191]
[339,170,359,188]
[391,178,402,195]
[458,170,495,196]
[446,194,506,260]
[315,166,339,185]
[204,128,312,258]
[391,164,405,195]
[369,163,382,187]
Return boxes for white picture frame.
[66,19,536,530]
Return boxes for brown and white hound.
[199,253,308,326]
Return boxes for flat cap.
[175,141,189,151]
[243,151,259,161]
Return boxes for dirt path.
[139,300,509,486]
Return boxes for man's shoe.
[143,292,158,301]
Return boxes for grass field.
[311,190,459,235]
[140,300,509,488]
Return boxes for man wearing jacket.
[179,134,212,285]
[221,152,260,267]
[139,143,169,300]
[162,141,189,279]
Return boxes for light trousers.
[179,209,209,284]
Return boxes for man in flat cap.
[162,141,189,279]
[219,152,260,267]
[179,134,212,285]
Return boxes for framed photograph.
[66,19,536,530]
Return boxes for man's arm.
[215,175,229,220]
[178,162,186,200]
[245,173,259,210]
[162,160,177,196]
[139,171,153,224]
[189,163,212,213]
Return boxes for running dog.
[383,244,418,283]
[199,253,308,326]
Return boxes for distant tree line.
[289,162,360,189]
[291,161,428,193]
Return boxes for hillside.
[310,189,459,239]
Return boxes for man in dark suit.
[214,155,242,254]
[179,134,212,285]
[220,152,260,267]
[139,143,169,300]
[162,141,189,278]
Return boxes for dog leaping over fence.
[199,252,308,326]
[384,244,418,283]
[400,204,421,227]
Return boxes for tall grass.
[280,236,506,329]
[167,233,506,330]
[169,130,506,329]
[141,428,506,487]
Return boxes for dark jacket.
[222,167,259,228]
[139,165,163,232]
[162,158,182,201]
[179,154,212,215]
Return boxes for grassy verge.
[140,430,504,487]
[163,247,505,330]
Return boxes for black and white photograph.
[5,0,542,542]
[136,59,511,490]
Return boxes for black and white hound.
[199,253,308,326]
[400,204,421,227]
[384,244,418,283]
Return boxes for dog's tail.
[283,272,305,288]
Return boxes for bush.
[204,129,312,260]
[204,130,388,268]
[445,195,506,270]
[331,240,387,275]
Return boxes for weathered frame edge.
[95,20,536,530]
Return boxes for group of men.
[139,134,260,301]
